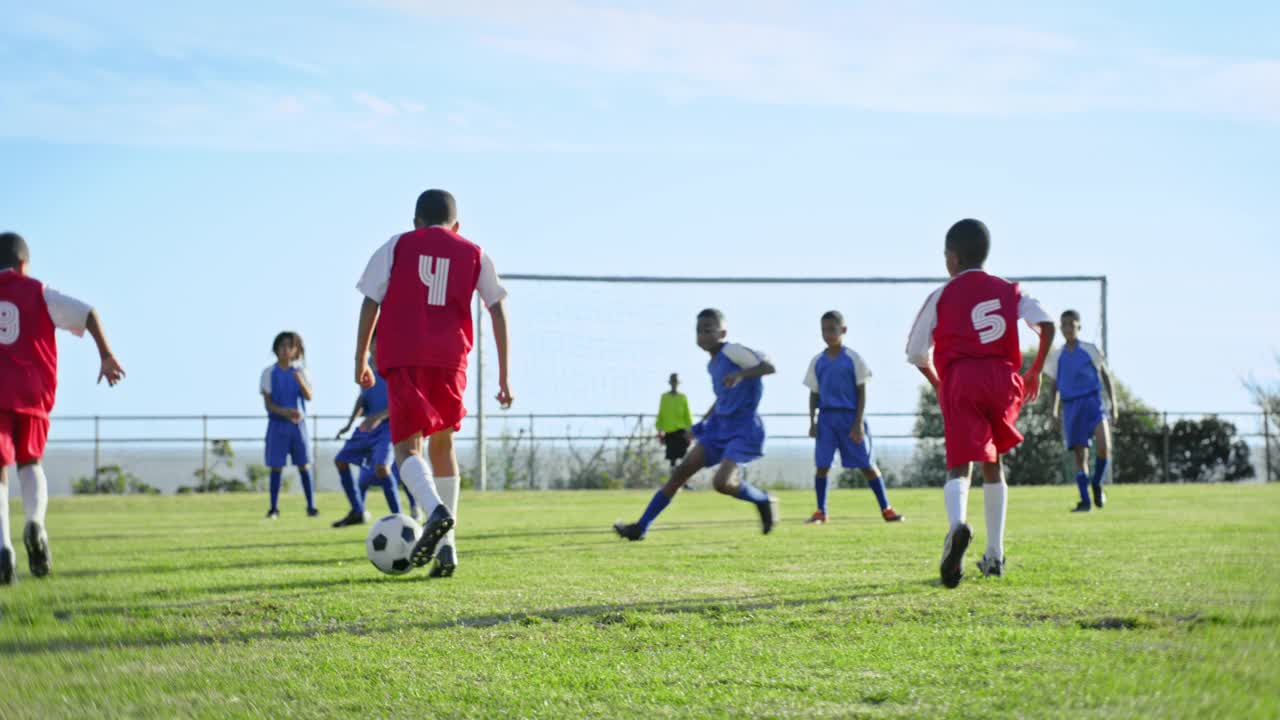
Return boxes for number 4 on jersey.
[418,255,451,307]
[971,299,1007,344]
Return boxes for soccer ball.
[366,514,422,575]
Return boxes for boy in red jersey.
[354,190,511,577]
[906,219,1054,588]
[0,232,125,585]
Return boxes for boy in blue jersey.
[614,309,778,540]
[803,311,904,524]
[260,331,316,519]
[1044,310,1117,512]
[331,343,417,527]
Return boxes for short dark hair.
[697,308,725,324]
[415,189,457,226]
[1061,309,1081,323]
[272,331,305,359]
[0,232,29,270]
[945,219,990,267]
[820,310,844,324]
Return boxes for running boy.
[1,232,125,585]
[614,309,778,541]
[1045,309,1117,512]
[261,331,315,519]
[803,310,903,524]
[906,219,1054,588]
[355,189,511,578]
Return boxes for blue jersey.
[803,346,872,412]
[260,364,309,420]
[1046,342,1107,401]
[708,343,769,418]
[359,374,389,416]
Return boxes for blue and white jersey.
[359,373,389,417]
[260,364,309,420]
[708,343,769,418]
[1045,342,1107,402]
[803,347,872,411]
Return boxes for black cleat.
[0,547,14,586]
[429,544,457,578]
[1071,501,1091,513]
[613,521,645,541]
[266,509,280,520]
[758,495,779,535]
[331,510,368,528]
[940,524,972,589]
[1091,484,1106,509]
[306,507,320,518]
[24,522,51,578]
[977,554,1005,578]
[410,505,455,567]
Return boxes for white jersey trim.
[723,342,768,370]
[42,286,91,337]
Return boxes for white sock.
[943,477,970,530]
[19,464,48,526]
[435,475,459,548]
[0,480,12,550]
[398,455,441,516]
[984,482,1007,560]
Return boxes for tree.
[71,465,160,495]
[1168,416,1255,483]
[1244,359,1279,482]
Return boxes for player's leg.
[810,466,831,524]
[396,434,452,567]
[290,425,316,516]
[1071,443,1091,512]
[11,415,51,577]
[264,424,285,518]
[977,459,1007,577]
[0,463,13,585]
[1091,417,1111,508]
[427,429,460,577]
[847,419,901,522]
[614,444,706,541]
[710,459,777,535]
[370,465,401,514]
[392,464,420,522]
[810,413,836,523]
[331,445,368,527]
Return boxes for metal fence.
[41,407,1273,493]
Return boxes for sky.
[1,0,1278,443]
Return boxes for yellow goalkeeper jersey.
[656,392,693,432]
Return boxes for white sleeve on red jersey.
[905,287,943,368]
[476,252,508,309]
[260,366,273,395]
[356,234,402,304]
[1017,293,1052,325]
[42,286,91,337]
[723,343,768,370]
[802,352,821,392]
[845,347,873,384]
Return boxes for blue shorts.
[815,409,874,470]
[265,419,309,467]
[1062,393,1105,449]
[335,424,393,469]
[692,413,765,467]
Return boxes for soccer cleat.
[331,510,368,528]
[1092,484,1106,509]
[613,521,645,541]
[1071,501,1091,513]
[882,508,905,523]
[805,511,828,525]
[307,508,320,518]
[266,509,280,520]
[0,547,14,586]
[23,521,51,578]
[758,495,779,535]
[429,544,457,578]
[939,523,972,589]
[410,505,455,567]
[977,554,1005,578]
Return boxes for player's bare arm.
[1101,365,1118,422]
[354,297,380,387]
[489,299,513,408]
[361,408,389,432]
[294,368,313,402]
[1022,321,1056,402]
[1049,377,1062,420]
[851,384,867,443]
[808,392,819,437]
[724,360,776,388]
[85,310,125,386]
[917,364,941,390]
[262,392,300,423]
[336,397,363,439]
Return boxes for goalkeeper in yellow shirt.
[655,373,693,468]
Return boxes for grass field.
[1,484,1277,719]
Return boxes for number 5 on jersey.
[971,299,1007,344]
[419,255,451,307]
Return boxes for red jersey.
[907,270,1049,379]
[359,227,485,372]
[0,272,60,417]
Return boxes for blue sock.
[393,465,416,512]
[358,469,374,502]
[1093,458,1109,487]
[298,467,315,511]
[734,480,769,505]
[637,490,672,532]
[375,473,402,514]
[1075,471,1090,505]
[338,466,363,514]
[868,475,890,511]
[269,470,282,511]
[815,475,829,513]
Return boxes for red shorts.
[0,411,50,466]
[384,366,468,444]
[939,361,1025,467]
